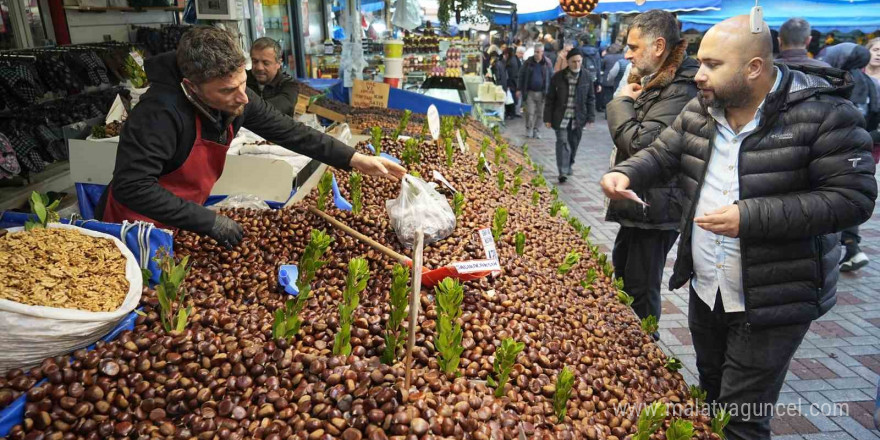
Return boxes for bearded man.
[601,15,876,440]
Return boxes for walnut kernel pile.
[0,228,129,312]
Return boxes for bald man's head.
[694,15,776,109]
[711,15,772,63]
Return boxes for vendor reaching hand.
[97,26,405,247]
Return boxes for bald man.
[601,16,876,439]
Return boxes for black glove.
[209,214,244,248]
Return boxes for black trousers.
[689,286,810,440]
[612,227,678,321]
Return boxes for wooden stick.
[308,207,408,266]
[404,229,424,391]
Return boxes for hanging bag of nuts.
[0,224,142,375]
[386,174,456,248]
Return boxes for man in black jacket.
[775,18,829,69]
[606,10,699,326]
[602,16,876,439]
[543,50,595,183]
[517,44,553,139]
[97,27,404,247]
[246,37,299,116]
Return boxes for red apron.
[103,116,233,229]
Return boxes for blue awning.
[678,0,880,33]
[593,0,721,14]
[491,0,721,25]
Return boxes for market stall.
[0,86,726,439]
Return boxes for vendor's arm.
[243,91,405,179]
[110,104,219,234]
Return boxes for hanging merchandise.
[559,0,600,17]
[392,0,422,31]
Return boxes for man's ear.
[654,37,667,57]
[746,57,766,80]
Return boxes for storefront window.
[0,0,20,50]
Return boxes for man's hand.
[620,83,643,100]
[516,91,522,99]
[349,152,407,180]
[695,205,740,238]
[545,122,552,128]
[209,214,244,248]
[600,172,631,200]
[596,85,603,93]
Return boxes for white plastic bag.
[392,0,423,31]
[0,224,142,374]
[210,194,271,210]
[386,175,456,248]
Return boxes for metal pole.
[290,0,308,78]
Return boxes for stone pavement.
[501,113,880,439]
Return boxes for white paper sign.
[479,152,493,175]
[478,227,498,261]
[432,170,457,193]
[452,259,502,274]
[129,51,144,68]
[427,105,440,140]
[456,129,466,153]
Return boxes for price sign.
[351,79,390,108]
[456,129,467,153]
[129,51,144,68]
[427,105,440,140]
[432,170,457,193]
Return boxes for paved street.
[501,112,880,439]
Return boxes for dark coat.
[246,69,299,116]
[97,52,354,234]
[612,64,877,328]
[543,67,596,129]
[517,56,553,94]
[506,56,522,91]
[580,45,602,85]
[776,49,830,69]
[605,41,698,229]
[491,57,509,92]
[600,52,625,88]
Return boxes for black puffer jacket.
[606,41,699,229]
[613,64,877,328]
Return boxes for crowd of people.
[493,11,878,440]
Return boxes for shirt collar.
[709,66,782,131]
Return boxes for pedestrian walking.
[820,42,880,272]
[544,50,596,183]
[518,43,553,139]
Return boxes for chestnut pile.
[5,116,717,440]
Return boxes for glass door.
[0,0,48,50]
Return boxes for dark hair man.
[602,16,876,439]
[776,18,830,68]
[605,10,699,329]
[98,27,404,247]
[247,37,299,116]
